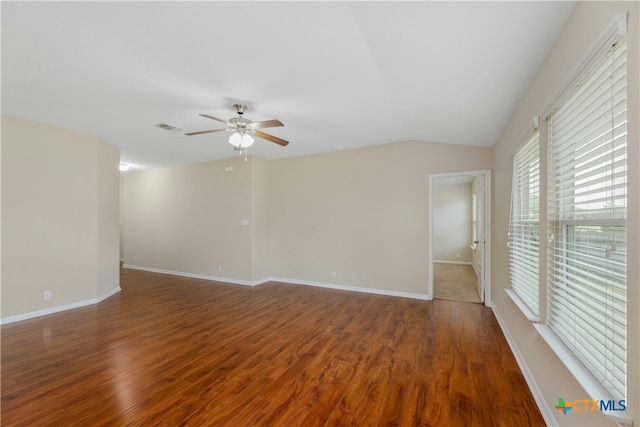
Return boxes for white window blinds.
[509,131,540,316]
[547,36,627,402]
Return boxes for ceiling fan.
[185,104,288,149]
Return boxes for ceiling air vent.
[154,122,184,133]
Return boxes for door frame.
[428,169,492,307]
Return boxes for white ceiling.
[2,1,575,172]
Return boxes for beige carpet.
[434,263,482,303]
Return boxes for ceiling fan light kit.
[228,131,254,148]
[186,104,288,154]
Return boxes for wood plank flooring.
[1,267,545,426]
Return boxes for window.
[508,131,540,317]
[547,36,627,402]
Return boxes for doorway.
[428,170,491,306]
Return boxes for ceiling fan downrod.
[233,104,248,115]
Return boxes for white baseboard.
[1,285,121,325]
[123,264,430,300]
[270,277,431,301]
[433,260,473,266]
[98,286,122,303]
[122,264,269,286]
[1,268,429,324]
[491,306,557,426]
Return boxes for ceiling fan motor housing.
[229,117,252,131]
[231,104,251,133]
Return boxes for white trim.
[533,323,633,426]
[121,266,430,300]
[269,277,430,301]
[510,117,540,156]
[98,286,121,303]
[125,265,430,300]
[542,12,628,120]
[122,264,432,300]
[429,170,492,306]
[432,260,473,266]
[492,306,558,426]
[122,264,268,286]
[534,324,633,426]
[505,288,540,323]
[0,286,121,325]
[0,265,445,325]
[5,268,430,325]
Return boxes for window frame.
[541,22,629,422]
[507,129,541,321]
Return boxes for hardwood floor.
[1,267,545,426]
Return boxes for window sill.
[534,324,633,426]
[505,288,540,322]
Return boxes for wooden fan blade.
[250,119,284,129]
[199,114,228,124]
[254,130,289,146]
[185,128,227,136]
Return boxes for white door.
[473,177,485,302]
[429,170,492,306]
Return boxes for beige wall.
[121,155,270,284]
[269,141,492,295]
[123,155,256,282]
[432,183,472,263]
[96,140,121,297]
[122,141,492,294]
[251,156,270,282]
[1,114,120,320]
[492,2,639,425]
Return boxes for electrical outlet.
[218,265,223,273]
[330,271,336,279]
[44,291,52,301]
[360,275,367,282]
[350,273,356,280]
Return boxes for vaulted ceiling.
[2,1,575,171]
